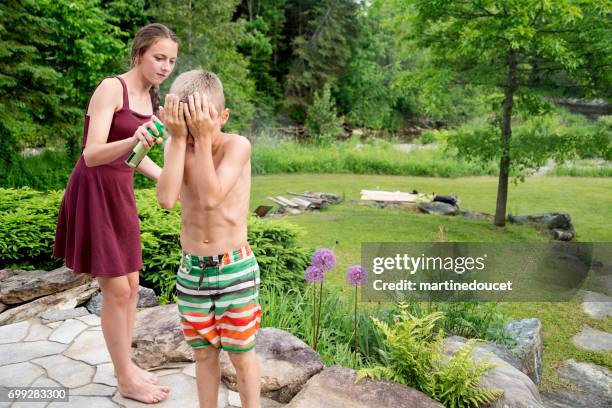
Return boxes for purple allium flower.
[304,265,324,283]
[346,265,368,286]
[311,248,336,272]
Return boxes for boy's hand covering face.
[159,94,187,140]
[184,92,219,140]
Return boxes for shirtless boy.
[156,70,261,408]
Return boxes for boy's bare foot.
[117,377,170,404]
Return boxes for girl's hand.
[132,119,163,148]
[159,94,188,141]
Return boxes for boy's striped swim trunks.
[176,244,262,353]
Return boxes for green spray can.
[125,121,164,168]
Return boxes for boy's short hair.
[169,69,225,114]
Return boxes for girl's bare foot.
[135,364,159,384]
[117,377,170,404]
[116,364,159,384]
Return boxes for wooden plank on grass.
[360,190,418,202]
[266,196,286,206]
[291,197,312,210]
[275,196,300,208]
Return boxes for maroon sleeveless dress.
[54,76,152,278]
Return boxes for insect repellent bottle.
[125,121,164,168]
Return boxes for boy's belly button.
[203,239,209,243]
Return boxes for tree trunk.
[494,50,518,227]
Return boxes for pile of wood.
[261,191,342,216]
[360,189,419,203]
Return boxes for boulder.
[286,365,443,408]
[507,213,575,240]
[541,359,612,408]
[0,269,20,281]
[558,359,611,398]
[418,201,459,216]
[136,285,160,308]
[0,266,91,305]
[444,336,545,408]
[504,318,543,385]
[221,327,324,403]
[132,304,193,369]
[86,285,160,316]
[474,319,543,386]
[0,280,99,326]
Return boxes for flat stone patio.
[0,316,283,408]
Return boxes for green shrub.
[304,84,344,145]
[358,304,503,408]
[0,144,165,191]
[0,188,64,270]
[0,187,310,303]
[0,150,73,191]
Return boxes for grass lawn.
[251,174,612,390]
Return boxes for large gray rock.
[85,291,103,315]
[0,280,99,326]
[0,269,20,281]
[508,213,573,230]
[541,359,612,408]
[504,318,543,385]
[0,266,91,304]
[221,327,324,403]
[286,365,443,408]
[137,285,161,308]
[433,319,543,387]
[507,213,575,240]
[541,389,611,408]
[558,359,611,398]
[86,285,160,315]
[132,304,193,369]
[418,201,459,216]
[444,336,544,408]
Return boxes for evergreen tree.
[100,0,153,39]
[336,1,403,130]
[304,84,343,144]
[237,0,287,103]
[152,0,255,132]
[284,0,359,120]
[0,0,125,161]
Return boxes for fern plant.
[357,304,503,408]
